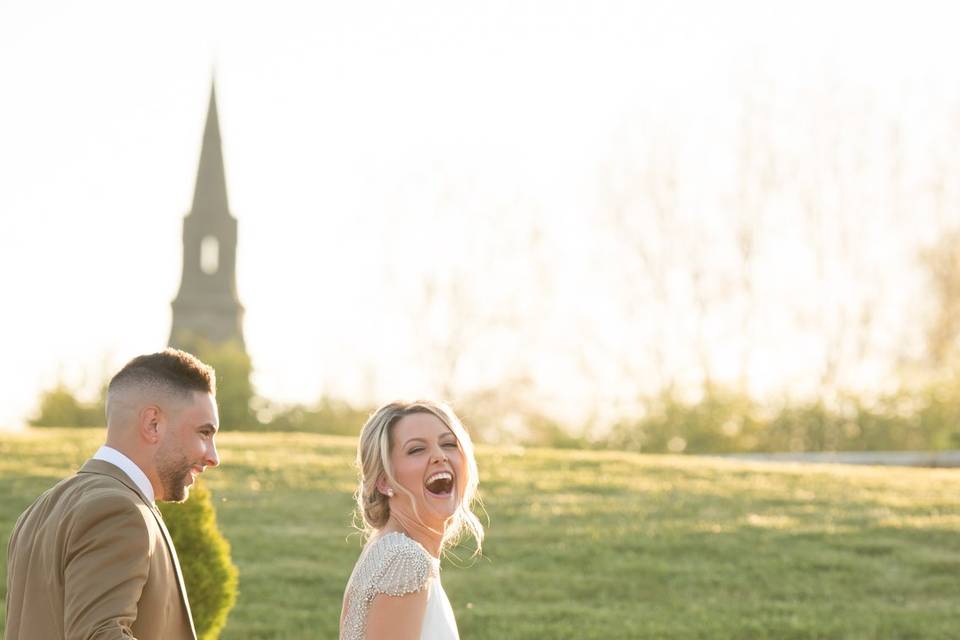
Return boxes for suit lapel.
[150,505,198,638]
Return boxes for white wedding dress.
[340,531,459,640]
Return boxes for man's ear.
[138,405,162,444]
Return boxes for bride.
[339,400,484,640]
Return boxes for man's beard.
[157,448,194,503]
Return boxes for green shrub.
[602,379,960,455]
[255,396,372,434]
[607,387,766,454]
[30,383,105,427]
[160,480,238,640]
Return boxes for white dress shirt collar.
[92,445,156,504]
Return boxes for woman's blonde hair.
[354,400,484,553]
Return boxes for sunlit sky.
[2,1,960,430]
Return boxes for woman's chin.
[422,491,460,522]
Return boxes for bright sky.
[2,1,960,430]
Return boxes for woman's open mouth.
[424,471,454,497]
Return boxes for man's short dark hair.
[108,348,216,399]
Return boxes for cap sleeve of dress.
[373,535,432,597]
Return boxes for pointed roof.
[191,81,230,216]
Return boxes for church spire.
[191,81,230,215]
[169,78,245,351]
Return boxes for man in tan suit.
[5,348,221,639]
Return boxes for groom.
[5,348,220,640]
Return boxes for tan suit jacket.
[5,459,197,640]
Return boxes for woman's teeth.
[425,471,454,495]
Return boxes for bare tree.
[598,129,680,399]
[919,107,960,371]
[731,85,778,394]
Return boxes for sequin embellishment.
[340,532,436,640]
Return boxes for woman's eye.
[408,447,424,454]
[442,442,458,448]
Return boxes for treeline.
[29,382,371,437]
[29,373,960,454]
[27,335,960,453]
[598,384,960,454]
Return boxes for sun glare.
[2,1,960,430]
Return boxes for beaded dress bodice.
[340,531,458,640]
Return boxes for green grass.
[2,428,959,639]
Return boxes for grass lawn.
[2,428,959,639]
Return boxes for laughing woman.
[339,401,484,640]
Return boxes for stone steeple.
[192,84,230,216]
[169,81,245,350]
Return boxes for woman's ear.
[376,476,394,497]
